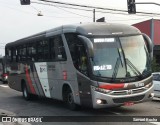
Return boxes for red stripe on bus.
[63,70,67,80]
[99,83,124,90]
[25,65,36,94]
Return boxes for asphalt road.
[0,82,160,125]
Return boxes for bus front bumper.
[91,85,154,109]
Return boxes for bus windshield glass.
[90,35,151,78]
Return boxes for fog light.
[96,99,102,104]
[149,93,154,98]
[145,83,152,88]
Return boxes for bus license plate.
[124,102,134,106]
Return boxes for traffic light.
[127,0,136,14]
[20,0,30,5]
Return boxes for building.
[133,19,160,63]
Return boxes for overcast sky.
[0,0,160,55]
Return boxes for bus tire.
[2,81,7,84]
[64,87,79,110]
[22,83,31,100]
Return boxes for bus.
[0,56,8,84]
[5,23,154,110]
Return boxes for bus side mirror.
[142,34,153,60]
[78,35,94,57]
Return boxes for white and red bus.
[5,23,154,110]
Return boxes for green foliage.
[151,57,160,72]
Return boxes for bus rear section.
[0,57,8,84]
[5,23,154,110]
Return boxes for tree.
[151,56,160,72]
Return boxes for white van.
[152,72,160,98]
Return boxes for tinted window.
[6,48,12,62]
[19,45,27,61]
[65,33,88,75]
[50,36,66,61]
[37,40,51,61]
[27,43,37,61]
[153,74,160,81]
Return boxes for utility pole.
[93,9,95,22]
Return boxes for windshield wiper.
[117,48,124,67]
[125,58,142,77]
[112,57,120,79]
[111,47,124,79]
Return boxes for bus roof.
[62,23,140,36]
[6,23,140,47]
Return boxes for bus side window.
[50,38,56,60]
[13,49,18,62]
[37,41,44,61]
[65,33,88,75]
[6,49,12,62]
[11,48,15,62]
[16,48,20,62]
[65,33,78,67]
[27,46,32,61]
[16,47,19,62]
[54,36,66,61]
[27,44,37,61]
[37,40,50,62]
[19,45,27,62]
[43,40,49,60]
[76,43,88,75]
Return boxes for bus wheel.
[66,88,79,110]
[2,81,7,84]
[22,83,31,100]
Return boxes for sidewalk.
[0,109,31,125]
[0,122,31,125]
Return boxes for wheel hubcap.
[68,93,73,104]
[23,87,27,98]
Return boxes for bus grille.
[113,95,145,103]
[111,91,127,95]
[110,88,146,95]
[132,88,146,94]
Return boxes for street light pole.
[93,9,95,22]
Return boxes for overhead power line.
[36,0,160,16]
[37,0,127,12]
[31,1,160,18]
[53,5,92,18]
[135,2,160,6]
[32,1,92,18]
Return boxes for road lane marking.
[0,85,9,88]
[107,111,122,115]
[150,122,160,125]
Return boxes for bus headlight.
[96,99,102,104]
[91,86,111,94]
[96,99,107,104]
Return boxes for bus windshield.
[90,35,151,79]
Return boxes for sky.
[0,0,160,55]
